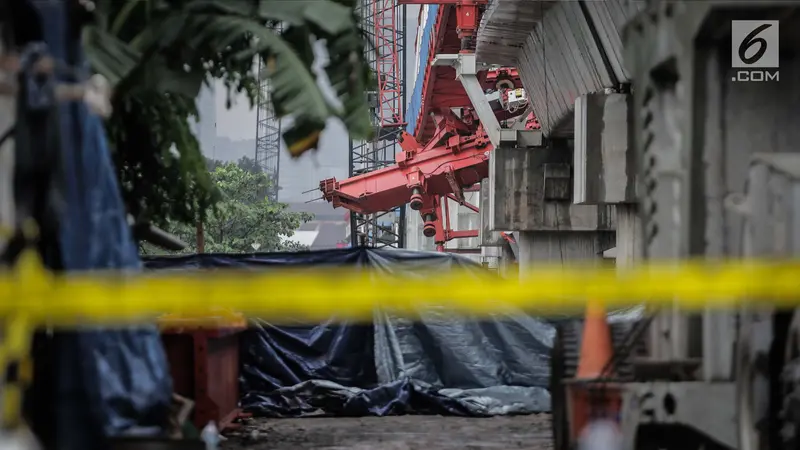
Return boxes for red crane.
[373,0,404,129]
[321,2,537,251]
[322,108,489,250]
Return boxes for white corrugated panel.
[281,230,320,248]
[413,5,430,90]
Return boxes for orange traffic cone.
[576,298,613,379]
[566,299,621,447]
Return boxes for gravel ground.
[222,414,553,450]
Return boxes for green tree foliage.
[143,163,312,254]
[232,156,262,175]
[83,0,372,227]
[206,156,261,175]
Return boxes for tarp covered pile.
[144,248,555,418]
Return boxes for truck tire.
[550,319,646,450]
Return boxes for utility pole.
[196,222,205,253]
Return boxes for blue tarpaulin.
[144,249,554,418]
[405,5,439,135]
[26,1,172,449]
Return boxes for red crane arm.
[319,110,491,216]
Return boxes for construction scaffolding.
[348,0,407,248]
[254,25,282,202]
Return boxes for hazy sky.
[200,6,421,203]
[213,6,420,142]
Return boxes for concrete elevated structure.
[385,0,643,271]
[473,0,642,270]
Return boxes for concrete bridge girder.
[471,0,645,270]
[427,53,615,268]
[476,0,642,138]
[432,1,644,268]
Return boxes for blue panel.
[28,1,172,448]
[405,5,439,135]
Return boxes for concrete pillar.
[488,143,615,278]
[614,204,641,269]
[572,92,640,272]
[482,246,500,270]
[498,244,518,279]
[479,181,507,270]
[574,93,636,206]
[613,204,646,325]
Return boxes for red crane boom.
[321,109,491,240]
[321,2,537,251]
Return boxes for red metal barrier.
[160,326,248,432]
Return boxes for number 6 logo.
[738,23,771,65]
[732,21,779,69]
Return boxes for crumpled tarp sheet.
[143,248,555,418]
[30,1,172,448]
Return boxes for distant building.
[280,226,321,248]
[283,203,350,250]
[194,86,217,157]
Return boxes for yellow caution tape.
[0,250,799,325]
[0,314,34,429]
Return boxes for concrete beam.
[516,231,614,264]
[614,204,641,270]
[574,93,637,205]
[481,0,642,137]
[499,129,543,147]
[475,0,554,66]
[488,144,615,232]
[479,182,504,247]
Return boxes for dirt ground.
[222,414,553,450]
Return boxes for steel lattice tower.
[349,0,407,248]
[255,27,282,202]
